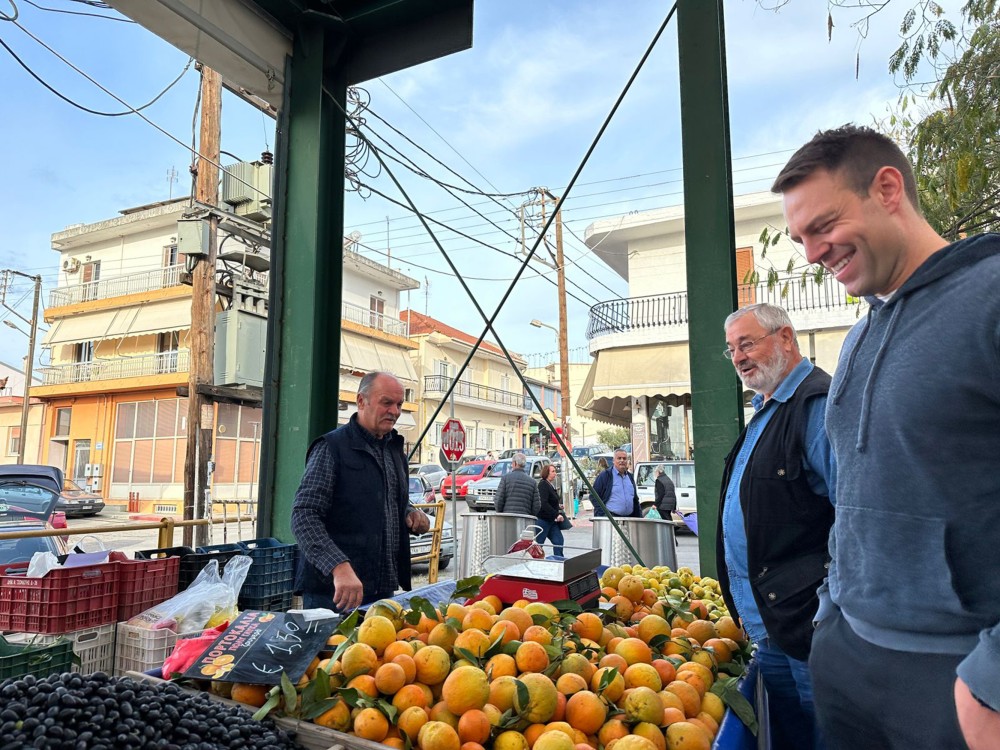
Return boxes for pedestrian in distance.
[653,465,677,517]
[717,303,836,750]
[774,124,1000,750]
[494,452,541,516]
[534,464,565,557]
[592,449,640,517]
[291,371,431,613]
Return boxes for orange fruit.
[665,721,711,749]
[523,625,554,645]
[636,615,671,644]
[499,607,535,635]
[699,693,725,725]
[454,629,492,659]
[556,672,589,696]
[494,731,530,750]
[632,722,666,750]
[714,616,745,643]
[652,659,677,686]
[393,653,418,684]
[463,608,495,632]
[462,744,486,750]
[598,653,628,673]
[623,686,663,724]
[533,730,574,750]
[659,690,686,714]
[590,667,625,702]
[418,720,462,750]
[414,645,452,685]
[399,706,430,740]
[442,666,490,714]
[457,709,492,745]
[607,735,657,750]
[614,638,653,666]
[684,621,717,646]
[486,653,518,679]
[313,698,351,731]
[523,724,547,748]
[661,707,686,727]
[561,653,596,682]
[430,701,461,730]
[354,707,389,741]
[597,719,629,747]
[375,662,407,695]
[482,594,504,613]
[515,672,560,724]
[564,691,608,735]
[490,620,521,645]
[429,623,460,654]
[515,641,550,673]
[347,674,379,699]
[489,675,520,712]
[341,642,378,678]
[572,613,604,642]
[624,663,662,691]
[701,638,733,664]
[664,681,701,718]
[393,683,432,711]
[359,615,398,655]
[617,575,645,603]
[230,683,270,707]
[385,640,416,661]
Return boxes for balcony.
[423,375,525,414]
[586,274,861,352]
[39,350,190,386]
[49,264,185,307]
[342,300,408,338]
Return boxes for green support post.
[677,0,743,576]
[259,26,347,542]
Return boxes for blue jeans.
[533,518,564,557]
[756,636,824,750]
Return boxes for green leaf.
[648,634,671,651]
[711,676,758,736]
[514,679,530,713]
[452,576,485,600]
[252,692,282,721]
[446,617,463,630]
[335,687,362,708]
[498,708,521,729]
[550,599,583,613]
[280,672,299,717]
[327,630,357,665]
[302,696,342,721]
[455,647,481,665]
[531,614,550,626]
[484,631,508,659]
[597,667,619,693]
[378,699,399,724]
[337,609,361,636]
[543,644,563,661]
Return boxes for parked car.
[460,454,490,466]
[0,475,67,565]
[464,456,552,512]
[409,520,455,570]
[499,448,537,460]
[440,460,495,500]
[409,463,448,491]
[571,445,609,460]
[408,475,436,513]
[633,460,697,516]
[0,465,104,518]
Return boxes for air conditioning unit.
[62,258,81,273]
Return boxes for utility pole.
[184,64,221,548]
[1,270,41,464]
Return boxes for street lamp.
[1,270,42,465]
[530,318,558,341]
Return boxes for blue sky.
[0,0,932,372]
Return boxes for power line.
[20,0,134,21]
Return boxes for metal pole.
[450,388,459,578]
[17,275,40,464]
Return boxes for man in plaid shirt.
[292,372,430,611]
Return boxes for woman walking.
[536,464,565,557]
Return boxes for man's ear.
[871,166,906,214]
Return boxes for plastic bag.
[645,506,662,520]
[161,621,229,678]
[127,555,252,634]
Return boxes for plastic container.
[5,623,116,675]
[113,622,179,677]
[111,552,180,621]
[236,538,297,605]
[0,633,73,681]
[238,591,293,613]
[179,542,246,591]
[0,561,119,634]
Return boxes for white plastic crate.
[5,623,116,675]
[114,623,178,677]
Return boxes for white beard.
[738,350,790,395]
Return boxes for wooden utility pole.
[184,64,221,548]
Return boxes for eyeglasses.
[723,330,777,360]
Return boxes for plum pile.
[0,672,301,750]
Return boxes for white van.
[633,460,697,515]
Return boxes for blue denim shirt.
[607,470,636,516]
[722,359,836,643]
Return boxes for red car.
[440,460,495,500]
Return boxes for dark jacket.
[592,467,641,517]
[654,473,677,514]
[537,479,562,522]
[295,419,412,603]
[495,468,541,515]
[716,366,834,661]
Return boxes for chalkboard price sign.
[183,610,339,685]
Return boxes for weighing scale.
[468,546,603,608]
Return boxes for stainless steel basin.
[591,516,678,570]
[459,512,537,579]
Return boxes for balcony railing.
[342,300,407,337]
[423,375,524,409]
[49,265,185,307]
[39,350,190,386]
[586,275,851,339]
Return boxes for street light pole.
[1,270,41,464]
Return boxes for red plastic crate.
[0,561,119,634]
[110,552,180,621]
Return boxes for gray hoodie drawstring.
[831,313,873,405]
[854,300,905,453]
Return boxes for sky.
[0,0,943,375]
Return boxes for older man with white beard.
[715,303,836,750]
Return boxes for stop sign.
[441,418,466,463]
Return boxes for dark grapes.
[0,673,299,749]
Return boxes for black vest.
[716,366,834,661]
[295,419,412,602]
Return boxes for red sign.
[441,418,466,463]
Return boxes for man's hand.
[332,561,364,612]
[956,678,1000,750]
[406,509,431,534]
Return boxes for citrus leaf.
[337,609,361,636]
[252,691,282,721]
[711,676,758,736]
[302,696,342,721]
[280,672,299,717]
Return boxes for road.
[64,497,703,593]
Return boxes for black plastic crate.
[239,591,293,613]
[237,538,297,602]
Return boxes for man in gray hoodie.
[774,125,1000,750]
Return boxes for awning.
[341,331,418,383]
[338,403,417,433]
[42,299,190,347]
[577,343,692,426]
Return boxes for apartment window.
[369,296,385,329]
[54,408,71,437]
[736,246,756,307]
[81,260,101,301]
[214,404,263,485]
[484,428,495,450]
[111,398,187,484]
[433,423,444,445]
[74,341,94,363]
[6,427,20,456]
[162,244,186,267]
[434,360,450,379]
[500,374,511,392]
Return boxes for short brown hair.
[772,125,920,211]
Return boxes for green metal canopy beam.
[677,0,743,576]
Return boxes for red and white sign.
[441,418,466,463]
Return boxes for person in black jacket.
[494,453,540,516]
[653,466,676,516]
[717,304,835,750]
[534,464,565,556]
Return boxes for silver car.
[464,456,551,512]
[409,521,455,570]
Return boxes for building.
[578,191,860,461]
[402,310,528,463]
[523,362,614,449]
[0,361,43,465]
